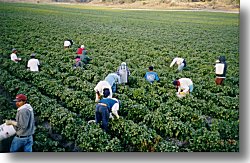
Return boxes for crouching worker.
[73,56,83,69]
[173,78,193,98]
[105,73,121,93]
[64,39,73,49]
[170,57,186,72]
[94,80,112,102]
[95,88,119,132]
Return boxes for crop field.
[0,2,239,152]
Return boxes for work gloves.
[5,120,17,126]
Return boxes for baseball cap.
[13,94,27,102]
[12,48,17,52]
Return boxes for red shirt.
[76,48,85,55]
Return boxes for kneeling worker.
[173,78,193,98]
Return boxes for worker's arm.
[170,58,177,67]
[182,85,190,93]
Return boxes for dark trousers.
[183,59,187,67]
[95,104,109,132]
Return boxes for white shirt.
[64,41,71,47]
[94,80,112,98]
[170,57,184,67]
[10,53,18,63]
[27,58,40,71]
[178,78,193,93]
[111,98,119,118]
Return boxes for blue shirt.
[144,71,160,83]
[105,73,121,86]
[99,98,118,111]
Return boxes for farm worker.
[94,81,112,102]
[170,57,186,71]
[79,50,91,64]
[76,45,85,55]
[5,94,35,152]
[117,62,130,84]
[105,73,121,93]
[10,48,21,63]
[64,39,73,49]
[73,56,83,69]
[27,53,40,72]
[215,56,227,85]
[88,97,120,124]
[144,66,160,84]
[173,78,193,97]
[95,88,119,132]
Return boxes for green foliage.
[0,2,239,152]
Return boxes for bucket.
[0,123,16,141]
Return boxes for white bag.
[215,63,224,75]
[0,123,16,141]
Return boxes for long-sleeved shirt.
[10,53,19,63]
[215,56,227,78]
[15,104,35,136]
[105,73,121,86]
[94,80,112,98]
[117,65,130,84]
[170,57,184,67]
[178,78,193,93]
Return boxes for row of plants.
[0,2,239,151]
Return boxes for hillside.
[0,0,240,12]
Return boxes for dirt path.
[111,8,239,14]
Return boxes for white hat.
[215,60,220,63]
[121,62,126,66]
[81,45,85,48]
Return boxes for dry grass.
[0,0,240,12]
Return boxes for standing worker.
[10,48,21,63]
[95,88,119,132]
[144,66,160,84]
[5,94,35,152]
[105,73,121,93]
[215,56,227,85]
[117,62,130,84]
[27,53,40,72]
[173,78,193,97]
[170,57,186,72]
